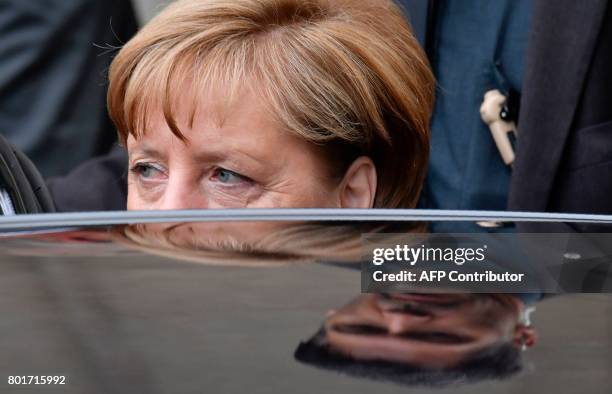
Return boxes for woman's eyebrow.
[193,147,270,167]
[230,148,270,165]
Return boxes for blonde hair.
[108,0,435,208]
[111,221,425,267]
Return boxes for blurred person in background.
[398,0,612,232]
[0,0,138,177]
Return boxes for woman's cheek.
[127,179,165,209]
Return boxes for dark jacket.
[47,145,128,212]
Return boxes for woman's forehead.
[132,79,281,141]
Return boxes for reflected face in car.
[126,87,377,211]
[324,293,532,369]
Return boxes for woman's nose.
[159,178,208,210]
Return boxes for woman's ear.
[339,156,377,208]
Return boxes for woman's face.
[126,89,375,210]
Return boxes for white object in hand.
[480,89,518,166]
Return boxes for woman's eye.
[131,163,163,179]
[213,168,250,185]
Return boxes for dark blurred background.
[0,0,162,178]
[133,0,168,23]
